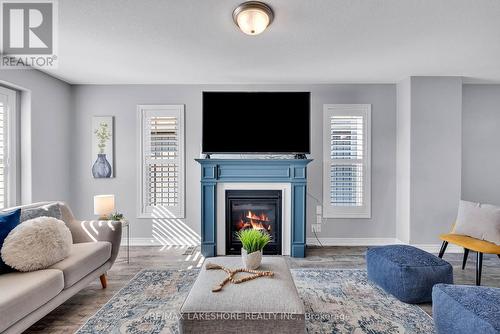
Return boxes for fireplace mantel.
[195,158,313,258]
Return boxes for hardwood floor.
[25,245,500,333]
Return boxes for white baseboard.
[124,237,463,254]
[121,238,157,246]
[409,243,463,254]
[306,237,464,253]
[121,237,200,247]
[306,237,401,246]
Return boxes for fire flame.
[246,211,270,222]
[235,210,272,232]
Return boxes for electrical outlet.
[311,224,321,233]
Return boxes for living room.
[0,1,499,333]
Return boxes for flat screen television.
[202,92,310,154]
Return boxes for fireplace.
[225,190,282,255]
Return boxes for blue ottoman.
[432,284,500,334]
[366,245,453,303]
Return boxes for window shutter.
[0,87,16,210]
[330,116,364,207]
[0,99,5,209]
[323,105,371,218]
[139,105,185,218]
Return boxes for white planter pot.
[241,248,262,270]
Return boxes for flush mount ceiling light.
[233,1,274,36]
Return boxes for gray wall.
[71,84,397,241]
[396,77,463,244]
[0,70,72,203]
[462,84,500,206]
[396,78,411,243]
[3,72,497,245]
[405,77,463,244]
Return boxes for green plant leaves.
[235,229,271,254]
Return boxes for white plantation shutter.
[323,104,371,218]
[0,87,16,210]
[0,98,6,209]
[138,105,185,218]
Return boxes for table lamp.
[94,194,115,219]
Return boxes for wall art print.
[92,116,114,178]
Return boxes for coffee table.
[179,256,305,333]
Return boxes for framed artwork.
[92,116,114,178]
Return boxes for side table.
[120,219,130,263]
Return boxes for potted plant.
[236,229,270,269]
[108,212,124,221]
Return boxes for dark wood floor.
[24,246,500,333]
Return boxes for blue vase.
[92,154,112,178]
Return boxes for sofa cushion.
[50,242,111,288]
[2,217,73,272]
[0,209,21,274]
[432,284,500,334]
[0,269,64,332]
[20,203,62,223]
[454,200,500,245]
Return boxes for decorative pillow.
[454,200,500,245]
[20,203,62,223]
[1,217,73,272]
[0,209,21,274]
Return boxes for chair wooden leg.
[99,274,107,289]
[438,241,448,258]
[462,248,469,270]
[475,252,483,286]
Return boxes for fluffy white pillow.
[1,216,72,272]
[454,200,500,245]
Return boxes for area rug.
[77,269,435,334]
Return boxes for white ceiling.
[47,0,500,84]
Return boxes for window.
[138,105,185,218]
[323,104,371,218]
[0,87,17,209]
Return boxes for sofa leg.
[99,274,107,289]
[462,248,469,270]
[476,252,483,286]
[438,241,448,258]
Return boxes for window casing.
[323,104,371,218]
[0,87,17,209]
[138,105,185,218]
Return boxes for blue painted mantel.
[195,158,313,258]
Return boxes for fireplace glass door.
[225,190,282,255]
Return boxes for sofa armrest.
[71,219,122,265]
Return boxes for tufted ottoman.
[366,245,453,303]
[179,256,305,333]
[432,284,500,334]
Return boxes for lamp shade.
[94,194,115,217]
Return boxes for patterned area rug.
[292,269,435,333]
[77,269,434,334]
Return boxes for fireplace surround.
[196,158,312,258]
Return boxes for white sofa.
[0,202,122,334]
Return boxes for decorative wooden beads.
[205,262,274,292]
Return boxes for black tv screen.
[202,92,310,154]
